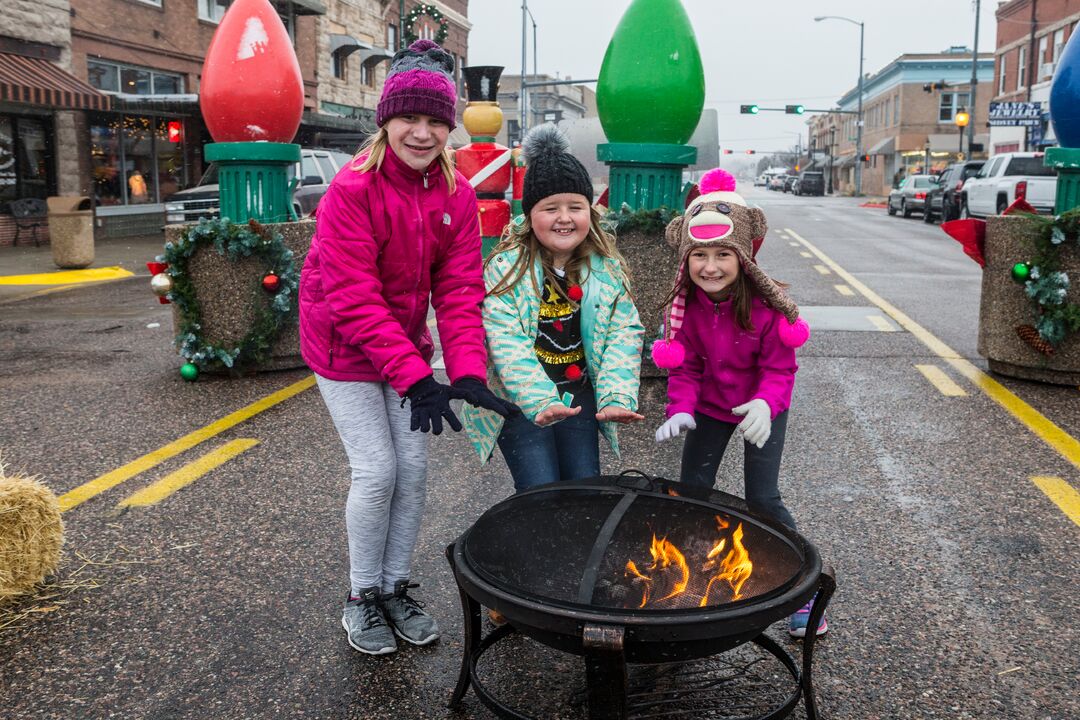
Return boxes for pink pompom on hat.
[376,39,458,128]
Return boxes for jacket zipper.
[327,324,336,367]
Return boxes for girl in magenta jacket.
[299,40,516,656]
[651,169,822,637]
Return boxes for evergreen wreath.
[403,3,449,46]
[1017,208,1080,348]
[159,217,299,373]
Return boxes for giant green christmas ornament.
[180,363,199,382]
[596,0,705,145]
[1010,262,1031,284]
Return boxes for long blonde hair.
[486,206,632,303]
[352,126,457,193]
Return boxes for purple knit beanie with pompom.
[376,39,458,128]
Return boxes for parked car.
[795,171,825,196]
[887,174,939,218]
[754,174,768,187]
[960,152,1057,218]
[769,174,788,191]
[923,160,984,223]
[782,175,798,193]
[164,147,356,224]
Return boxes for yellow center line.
[0,266,133,285]
[834,284,855,296]
[59,375,316,511]
[915,364,968,397]
[800,251,812,258]
[785,227,1080,478]
[1030,476,1080,527]
[813,264,831,275]
[118,439,260,508]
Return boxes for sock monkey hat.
[651,168,810,369]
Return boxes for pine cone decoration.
[247,218,269,239]
[1016,324,1054,356]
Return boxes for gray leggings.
[315,375,429,595]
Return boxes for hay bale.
[0,466,63,602]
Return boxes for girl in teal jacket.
[462,125,644,490]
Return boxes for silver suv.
[164,148,355,224]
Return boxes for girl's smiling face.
[687,246,741,300]
[384,114,450,171]
[529,193,591,267]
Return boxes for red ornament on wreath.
[567,285,584,302]
[262,272,281,293]
[564,364,583,381]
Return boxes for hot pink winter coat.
[299,147,488,395]
[666,286,798,424]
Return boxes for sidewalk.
[0,233,165,304]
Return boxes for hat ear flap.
[665,215,686,249]
[747,208,768,240]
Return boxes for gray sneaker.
[383,581,439,646]
[341,588,397,655]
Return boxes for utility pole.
[855,21,865,196]
[968,0,981,153]
[520,1,528,140]
[399,1,406,49]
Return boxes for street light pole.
[520,0,528,140]
[815,15,865,195]
[968,0,981,153]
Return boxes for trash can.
[48,196,94,269]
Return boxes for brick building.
[0,0,109,246]
[809,47,993,196]
[990,0,1080,153]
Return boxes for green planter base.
[205,142,301,224]
[1044,147,1080,215]
[598,142,697,211]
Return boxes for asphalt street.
[0,188,1077,719]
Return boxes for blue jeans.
[679,410,797,530]
[496,390,600,492]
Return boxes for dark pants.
[680,410,797,530]
[497,390,600,492]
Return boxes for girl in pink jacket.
[651,169,822,637]
[299,40,516,656]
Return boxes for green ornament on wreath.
[1013,208,1080,349]
[403,3,449,46]
[159,217,299,376]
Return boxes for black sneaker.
[382,581,439,646]
[341,588,397,655]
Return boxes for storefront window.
[88,59,183,96]
[87,61,120,93]
[90,114,190,206]
[0,117,15,204]
[153,75,181,95]
[0,115,54,205]
[121,67,153,95]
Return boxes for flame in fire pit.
[623,516,754,608]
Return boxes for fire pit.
[446,473,835,720]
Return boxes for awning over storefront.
[925,132,990,152]
[290,0,327,15]
[302,110,376,134]
[836,154,855,168]
[0,53,110,111]
[110,93,199,116]
[329,35,393,67]
[868,136,896,155]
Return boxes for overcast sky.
[466,0,1003,153]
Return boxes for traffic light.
[722,149,734,155]
[167,121,182,143]
[922,80,947,93]
[794,164,800,172]
[740,104,760,114]
[860,153,871,163]
[785,104,805,115]
[745,149,756,154]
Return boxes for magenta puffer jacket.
[666,286,798,424]
[299,147,488,395]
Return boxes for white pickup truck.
[960,152,1057,218]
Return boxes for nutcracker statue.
[456,66,517,255]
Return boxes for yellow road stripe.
[59,375,315,511]
[868,315,896,332]
[117,439,260,507]
[789,242,800,247]
[834,284,855,296]
[0,266,133,285]
[915,364,968,397]
[800,251,812,258]
[786,228,1080,477]
[813,264,831,275]
[1030,476,1080,527]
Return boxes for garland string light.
[403,3,449,45]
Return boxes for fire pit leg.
[583,625,628,720]
[446,543,482,710]
[800,565,837,720]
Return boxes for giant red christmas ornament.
[199,0,304,142]
[262,272,281,293]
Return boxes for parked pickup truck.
[960,152,1057,218]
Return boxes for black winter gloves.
[404,376,462,435]
[404,376,522,434]
[451,377,522,419]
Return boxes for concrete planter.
[979,215,1080,385]
[164,219,315,373]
